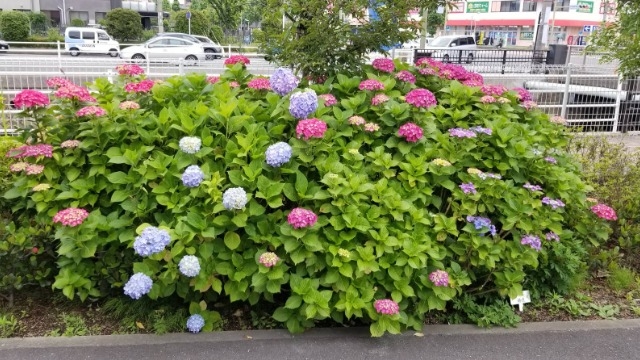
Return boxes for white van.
[64,27,120,57]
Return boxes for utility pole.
[419,8,428,49]
[157,0,164,33]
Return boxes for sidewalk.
[1,319,639,360]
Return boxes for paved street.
[1,320,639,360]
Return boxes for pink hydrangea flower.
[116,64,144,76]
[481,95,496,104]
[248,77,271,90]
[348,116,366,126]
[497,97,511,104]
[405,88,437,108]
[60,140,81,149]
[55,85,96,102]
[463,80,483,87]
[364,123,380,132]
[53,207,90,227]
[480,85,507,97]
[419,67,437,76]
[25,164,45,175]
[371,94,390,106]
[398,122,423,142]
[9,162,28,172]
[359,79,385,91]
[296,118,327,140]
[13,89,50,108]
[319,94,337,106]
[550,115,566,124]
[514,87,533,101]
[224,55,250,66]
[229,81,240,88]
[372,58,395,73]
[119,101,140,110]
[591,204,617,221]
[207,76,220,84]
[46,77,73,89]
[287,208,318,229]
[7,144,53,158]
[395,70,416,84]
[76,105,106,117]
[522,101,537,110]
[124,79,154,93]
[258,252,280,267]
[373,299,399,315]
[429,270,449,287]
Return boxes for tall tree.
[206,0,244,31]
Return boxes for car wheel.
[131,54,145,63]
[185,55,198,66]
[69,48,80,57]
[466,53,474,64]
[109,49,119,58]
[204,49,215,61]
[443,54,450,63]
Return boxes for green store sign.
[466,1,489,13]
[520,31,534,40]
[577,1,594,13]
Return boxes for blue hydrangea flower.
[123,273,153,300]
[521,235,542,251]
[133,226,171,257]
[265,142,292,167]
[466,216,497,236]
[179,137,202,154]
[270,68,299,96]
[186,314,205,333]
[289,89,318,119]
[178,255,201,277]
[222,187,248,210]
[182,165,205,188]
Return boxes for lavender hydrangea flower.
[544,156,557,164]
[124,273,153,299]
[179,255,201,277]
[542,197,566,209]
[179,137,201,154]
[222,187,248,210]
[523,183,543,192]
[448,128,477,138]
[478,173,502,180]
[133,226,171,257]
[186,314,205,333]
[466,216,497,236]
[182,165,205,188]
[270,68,299,96]
[521,235,542,251]
[265,142,292,167]
[470,126,492,135]
[545,231,560,241]
[289,89,318,119]
[460,183,477,195]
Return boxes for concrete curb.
[1,319,639,349]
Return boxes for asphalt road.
[1,321,639,360]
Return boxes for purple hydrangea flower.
[466,216,497,236]
[181,165,205,188]
[289,89,318,119]
[265,142,292,167]
[448,128,477,138]
[521,235,542,251]
[542,197,566,209]
[544,156,557,164]
[523,183,543,192]
[545,231,560,241]
[178,255,201,277]
[124,273,153,299]
[133,226,171,257]
[222,187,248,210]
[270,68,299,96]
[460,183,477,195]
[470,126,492,135]
[429,270,450,287]
[186,314,205,333]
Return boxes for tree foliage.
[172,0,181,11]
[589,0,640,77]
[0,11,30,42]
[104,8,143,42]
[173,9,223,41]
[206,0,244,31]
[261,0,446,77]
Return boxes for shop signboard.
[466,1,489,13]
[576,1,594,13]
[520,31,534,40]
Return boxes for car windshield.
[195,36,211,43]
[429,37,452,47]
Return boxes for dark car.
[152,33,223,60]
[0,39,9,52]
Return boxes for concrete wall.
[0,0,39,12]
[40,0,112,24]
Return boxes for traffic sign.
[186,11,191,20]
[583,25,592,32]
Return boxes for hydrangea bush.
[3,59,615,336]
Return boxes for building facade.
[0,0,40,12]
[445,0,616,46]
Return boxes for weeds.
[0,313,18,337]
[102,297,189,335]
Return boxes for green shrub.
[172,10,209,37]
[607,262,638,292]
[0,11,30,41]
[104,8,142,42]
[28,12,48,35]
[70,18,86,27]
[46,29,63,43]
[141,30,157,42]
[3,60,612,336]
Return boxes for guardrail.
[414,48,550,74]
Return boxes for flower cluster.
[60,140,81,149]
[55,84,95,102]
[287,208,317,229]
[296,118,327,140]
[337,248,351,258]
[32,183,51,192]
[521,235,542,251]
[7,144,53,158]
[550,115,566,125]
[265,142,292,167]
[289,89,318,119]
[359,79,385,91]
[270,68,299,96]
[480,95,496,104]
[373,299,399,315]
[186,314,205,333]
[46,77,73,88]
[53,208,90,227]
[119,101,140,110]
[116,64,145,76]
[247,77,271,91]
[448,128,477,138]
[522,101,538,110]
[395,70,416,83]
[319,94,337,106]
[207,76,220,84]
[431,158,452,166]
[372,58,395,73]
[514,87,533,101]
[371,94,390,106]
[179,137,202,154]
[545,232,560,241]
[542,197,566,209]
[470,126,492,135]
[466,216,497,236]
[591,204,617,221]
[222,187,248,210]
[480,85,507,97]
[124,273,153,299]
[348,116,366,126]
[76,105,106,117]
[224,55,250,66]
[364,123,380,132]
[229,81,240,88]
[405,88,437,108]
[497,97,511,104]
[133,226,171,257]
[125,80,155,93]
[397,122,423,143]
[13,89,50,108]
[459,183,477,195]
[478,172,502,180]
[181,165,205,188]
[259,252,280,268]
[523,183,543,192]
[544,156,557,164]
[429,270,450,287]
[179,255,201,277]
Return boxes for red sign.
[450,2,464,13]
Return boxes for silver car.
[120,36,206,63]
[423,35,478,63]
[192,35,225,60]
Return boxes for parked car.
[402,38,434,49]
[64,27,120,57]
[0,39,8,52]
[423,35,477,63]
[119,36,206,63]
[153,33,223,60]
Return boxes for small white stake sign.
[510,290,531,312]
